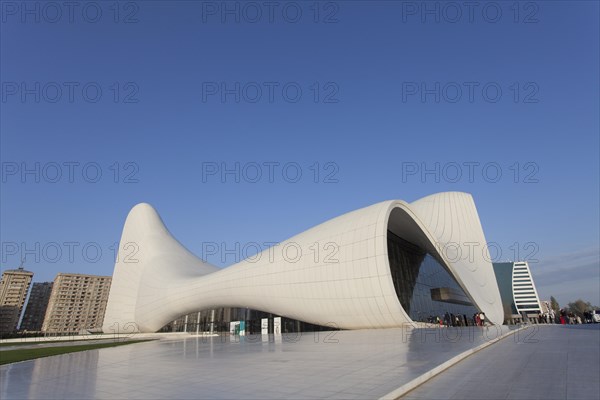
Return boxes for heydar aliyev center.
[102,192,504,333]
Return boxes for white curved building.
[102,192,503,333]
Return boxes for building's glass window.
[387,231,479,323]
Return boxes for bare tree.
[566,299,594,318]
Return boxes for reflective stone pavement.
[2,325,518,399]
[402,325,600,400]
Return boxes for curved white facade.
[102,192,503,333]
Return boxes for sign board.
[274,317,282,335]
[229,321,240,335]
[261,318,268,335]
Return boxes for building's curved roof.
[103,193,503,333]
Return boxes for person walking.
[479,312,485,326]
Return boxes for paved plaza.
[402,325,600,400]
[1,325,598,399]
[1,325,514,399]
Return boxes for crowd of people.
[538,309,556,324]
[556,309,598,324]
[533,308,598,324]
[425,312,488,327]
[424,309,599,326]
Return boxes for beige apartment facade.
[0,267,34,335]
[42,273,111,334]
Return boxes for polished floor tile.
[1,326,515,399]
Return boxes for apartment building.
[0,266,34,334]
[42,273,111,334]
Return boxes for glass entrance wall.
[387,231,479,324]
[161,307,337,334]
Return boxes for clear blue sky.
[1,1,598,307]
